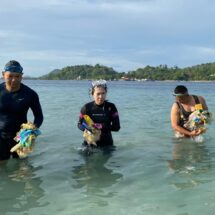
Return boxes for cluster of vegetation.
[126,63,215,81]
[40,64,122,80]
[39,62,215,81]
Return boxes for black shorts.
[0,137,18,160]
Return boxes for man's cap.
[173,85,188,96]
[4,60,23,73]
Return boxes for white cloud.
[1,0,215,76]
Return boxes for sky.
[1,0,215,77]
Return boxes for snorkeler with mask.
[77,80,120,147]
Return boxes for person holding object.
[78,80,120,148]
[170,85,210,138]
[0,60,43,160]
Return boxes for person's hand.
[84,128,91,134]
[189,129,203,137]
[83,128,101,146]
[93,123,103,130]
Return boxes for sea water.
[0,80,215,215]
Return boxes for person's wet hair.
[173,85,188,96]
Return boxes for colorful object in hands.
[195,104,203,111]
[10,122,41,158]
[184,107,211,143]
[184,109,211,132]
[82,115,101,146]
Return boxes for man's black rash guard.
[0,83,43,138]
[78,101,120,147]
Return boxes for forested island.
[39,62,215,81]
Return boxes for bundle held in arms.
[82,115,102,146]
[184,104,211,142]
[10,122,41,158]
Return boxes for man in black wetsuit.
[78,80,120,147]
[170,85,208,138]
[0,60,44,160]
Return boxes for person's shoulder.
[198,95,207,104]
[197,95,205,100]
[105,101,116,107]
[171,102,180,110]
[192,94,204,99]
[105,101,118,112]
[21,83,33,91]
[80,101,93,114]
[21,84,38,95]
[84,101,94,106]
[193,95,206,102]
[81,101,93,109]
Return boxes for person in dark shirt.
[0,60,43,160]
[170,85,208,138]
[78,80,120,148]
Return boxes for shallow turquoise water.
[0,80,215,215]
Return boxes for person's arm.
[77,106,86,131]
[110,104,120,132]
[30,92,43,128]
[170,103,202,137]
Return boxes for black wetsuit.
[176,95,200,128]
[78,101,120,147]
[0,83,43,160]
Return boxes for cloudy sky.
[1,0,215,77]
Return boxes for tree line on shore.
[39,62,215,81]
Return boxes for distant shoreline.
[21,78,215,82]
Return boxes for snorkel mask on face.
[172,92,188,97]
